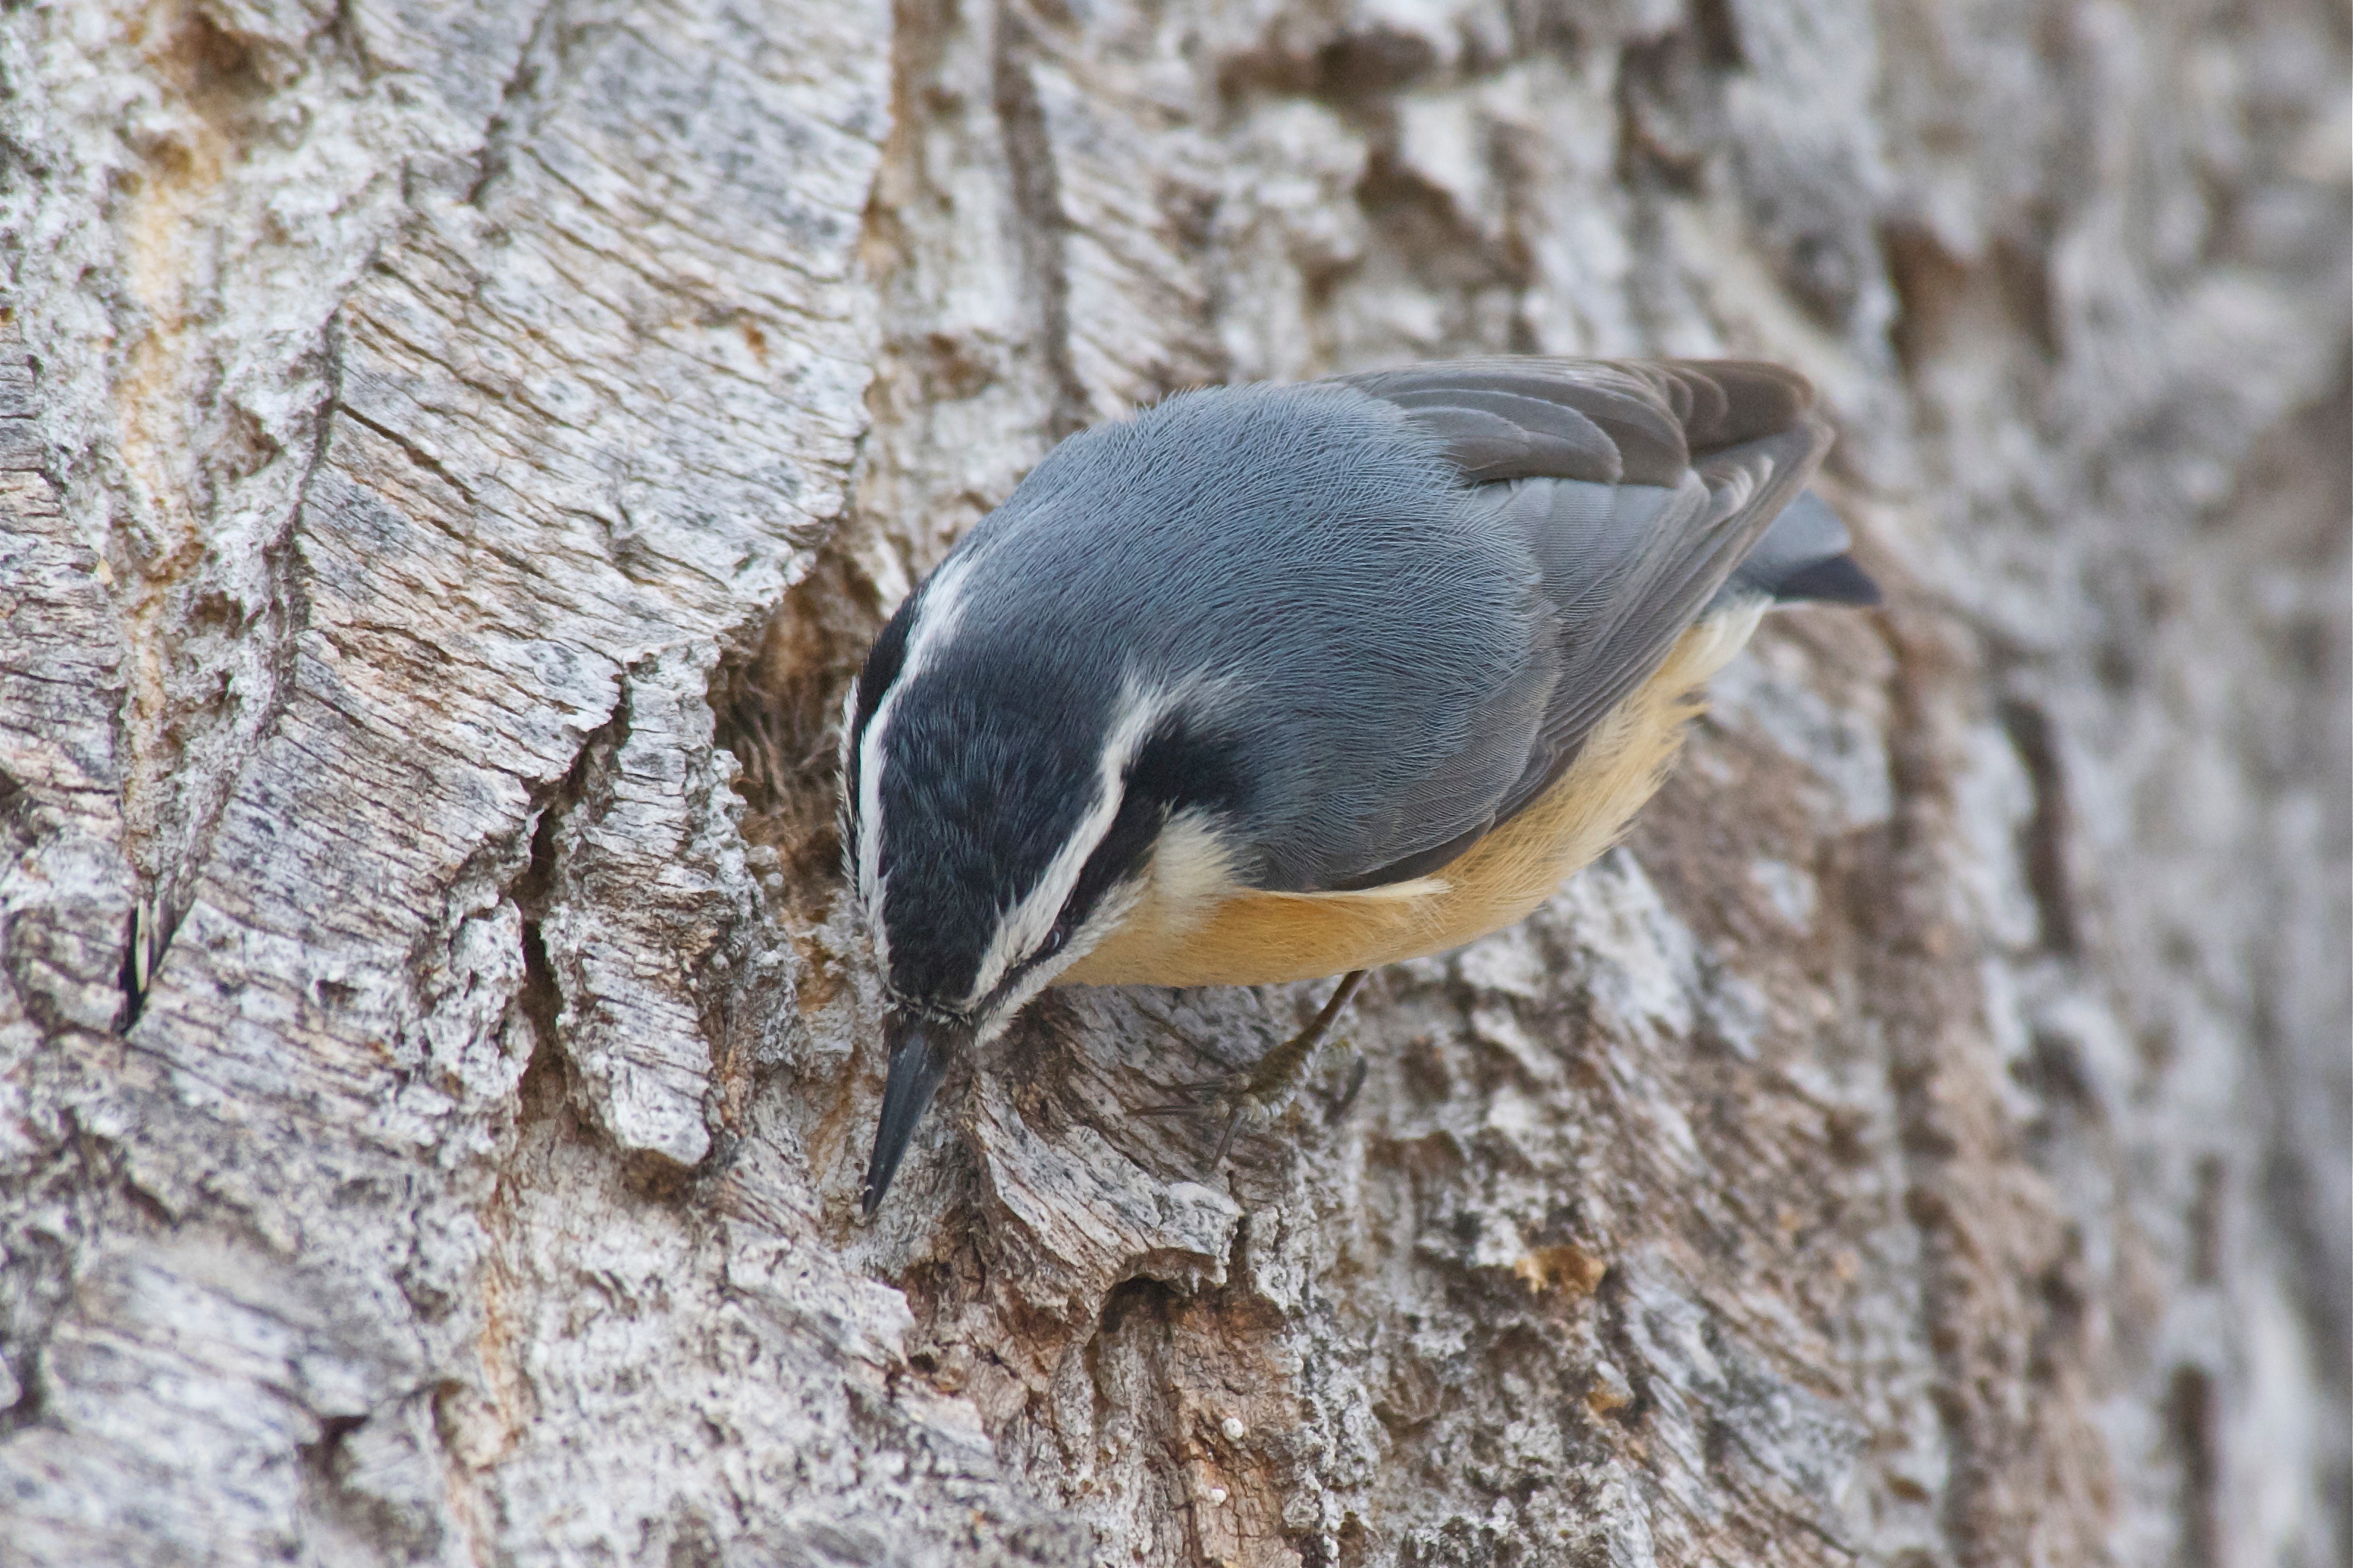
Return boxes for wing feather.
[1320,358,1831,886]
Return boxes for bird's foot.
[1140,971,1368,1176]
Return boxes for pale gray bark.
[0,1,2345,1565]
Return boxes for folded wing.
[1321,358,1834,888]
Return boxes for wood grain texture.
[0,0,2344,1564]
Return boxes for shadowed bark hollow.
[1,0,2345,1564]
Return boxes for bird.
[841,358,1879,1214]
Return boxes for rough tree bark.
[1,0,2345,1563]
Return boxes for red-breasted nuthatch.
[843,359,1878,1212]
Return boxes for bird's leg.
[1145,970,1369,1175]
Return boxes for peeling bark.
[1,0,2345,1564]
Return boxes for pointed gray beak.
[862,1014,965,1216]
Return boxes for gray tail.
[1715,490,1881,608]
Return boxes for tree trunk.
[2,0,2345,1563]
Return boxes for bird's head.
[839,559,1248,1213]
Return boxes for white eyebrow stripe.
[833,677,864,877]
[960,870,1152,1046]
[961,676,1171,1010]
[960,670,1248,1013]
[851,554,978,983]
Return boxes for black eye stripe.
[1050,713,1250,939]
[971,916,1072,1018]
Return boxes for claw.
[1136,1077,1233,1117]
[1206,1102,1247,1176]
[1137,1077,1263,1175]
[1136,1098,1209,1118]
[1136,970,1369,1175]
[1326,1053,1369,1124]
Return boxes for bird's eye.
[1040,923,1069,958]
